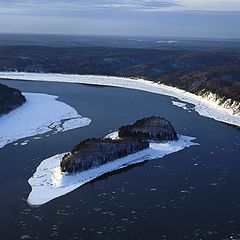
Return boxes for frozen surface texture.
[0,92,91,148]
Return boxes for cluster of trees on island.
[60,138,149,173]
[0,83,26,116]
[118,116,178,141]
[60,116,178,173]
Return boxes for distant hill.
[0,83,26,116]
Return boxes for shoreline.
[27,134,198,206]
[0,92,91,148]
[0,72,239,127]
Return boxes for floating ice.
[172,101,189,110]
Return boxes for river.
[0,79,239,240]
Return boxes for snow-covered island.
[0,91,91,148]
[27,117,198,206]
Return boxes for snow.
[27,133,199,206]
[104,131,119,140]
[61,118,90,132]
[172,101,189,110]
[0,72,239,127]
[0,92,91,148]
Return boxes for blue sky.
[0,0,239,39]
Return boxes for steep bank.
[198,91,240,116]
[0,83,26,115]
[158,76,240,116]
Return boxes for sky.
[0,0,239,39]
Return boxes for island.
[0,83,26,116]
[27,116,198,206]
[61,116,178,173]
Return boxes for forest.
[61,116,178,173]
[118,116,178,141]
[60,138,149,173]
[0,83,26,116]
[0,41,239,106]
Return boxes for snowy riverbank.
[0,72,239,127]
[27,134,198,206]
[0,92,91,148]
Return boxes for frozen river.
[0,79,239,240]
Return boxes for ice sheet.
[0,92,91,148]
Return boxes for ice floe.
[0,92,91,148]
[0,72,239,127]
[172,101,189,111]
[27,134,198,206]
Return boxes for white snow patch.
[0,92,91,148]
[61,118,90,132]
[172,101,189,110]
[27,134,198,206]
[104,131,119,140]
[0,72,239,127]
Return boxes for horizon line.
[0,32,240,41]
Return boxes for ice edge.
[0,72,239,127]
[27,134,199,207]
[0,92,91,148]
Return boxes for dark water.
[0,79,239,240]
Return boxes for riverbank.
[0,72,239,127]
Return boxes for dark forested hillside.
[157,63,240,103]
[0,38,239,106]
[0,83,26,116]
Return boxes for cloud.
[0,0,239,39]
[1,0,240,16]
[0,0,182,15]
